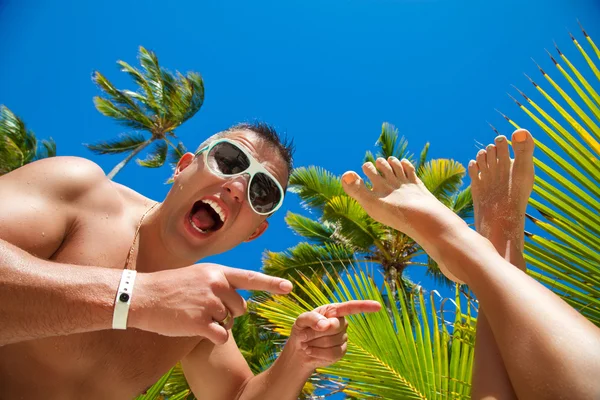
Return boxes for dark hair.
[197,121,294,176]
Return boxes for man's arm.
[0,158,295,345]
[181,332,312,400]
[0,157,126,345]
[0,237,124,345]
[182,301,381,400]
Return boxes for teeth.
[201,199,225,223]
[189,218,208,233]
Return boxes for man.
[342,128,600,399]
[0,122,380,399]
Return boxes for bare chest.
[0,213,201,398]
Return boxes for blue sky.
[1,0,599,395]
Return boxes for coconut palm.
[263,122,473,298]
[493,23,600,326]
[255,268,476,399]
[0,105,56,175]
[86,46,203,180]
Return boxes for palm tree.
[263,122,473,299]
[85,46,203,180]
[493,22,600,326]
[255,268,476,399]
[0,105,56,175]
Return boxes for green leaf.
[450,186,473,220]
[285,212,335,245]
[169,141,188,167]
[417,142,430,171]
[85,133,148,155]
[255,268,475,399]
[323,195,387,252]
[137,141,168,168]
[288,166,345,211]
[364,122,413,162]
[0,105,55,173]
[418,159,466,206]
[262,242,359,283]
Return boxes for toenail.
[468,160,476,166]
[495,136,505,142]
[342,173,358,184]
[487,144,494,149]
[514,130,528,142]
[478,149,485,155]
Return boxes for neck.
[135,203,199,273]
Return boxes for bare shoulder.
[2,156,106,194]
[0,157,126,256]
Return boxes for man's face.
[159,130,289,261]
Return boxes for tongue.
[191,208,215,230]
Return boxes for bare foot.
[341,157,466,283]
[468,129,535,265]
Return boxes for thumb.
[342,171,371,203]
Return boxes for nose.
[223,175,248,204]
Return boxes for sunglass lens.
[250,173,282,214]
[209,142,250,175]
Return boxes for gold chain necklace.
[124,202,159,270]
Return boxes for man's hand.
[286,300,382,371]
[131,263,293,344]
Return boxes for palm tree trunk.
[107,138,153,180]
[388,266,398,302]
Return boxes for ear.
[245,220,269,242]
[174,152,196,178]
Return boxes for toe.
[388,157,407,182]
[467,159,479,182]
[376,157,395,181]
[342,171,373,204]
[486,144,497,171]
[400,159,417,182]
[468,159,481,194]
[362,162,385,187]
[511,129,535,160]
[476,149,488,175]
[495,135,510,170]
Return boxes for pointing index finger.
[322,300,382,318]
[222,266,293,294]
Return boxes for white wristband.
[112,269,137,330]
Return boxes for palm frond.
[0,105,55,174]
[285,212,336,245]
[255,268,476,399]
[364,122,414,162]
[262,242,360,283]
[288,166,345,211]
[36,138,56,159]
[450,187,473,221]
[137,141,168,168]
[323,195,388,253]
[502,24,600,327]
[85,132,149,155]
[91,46,204,178]
[169,141,188,168]
[416,142,430,171]
[418,159,466,206]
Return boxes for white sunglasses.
[195,139,285,215]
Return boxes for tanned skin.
[342,129,600,400]
[0,128,380,400]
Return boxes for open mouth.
[188,199,226,234]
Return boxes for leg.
[468,131,533,399]
[341,133,600,400]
